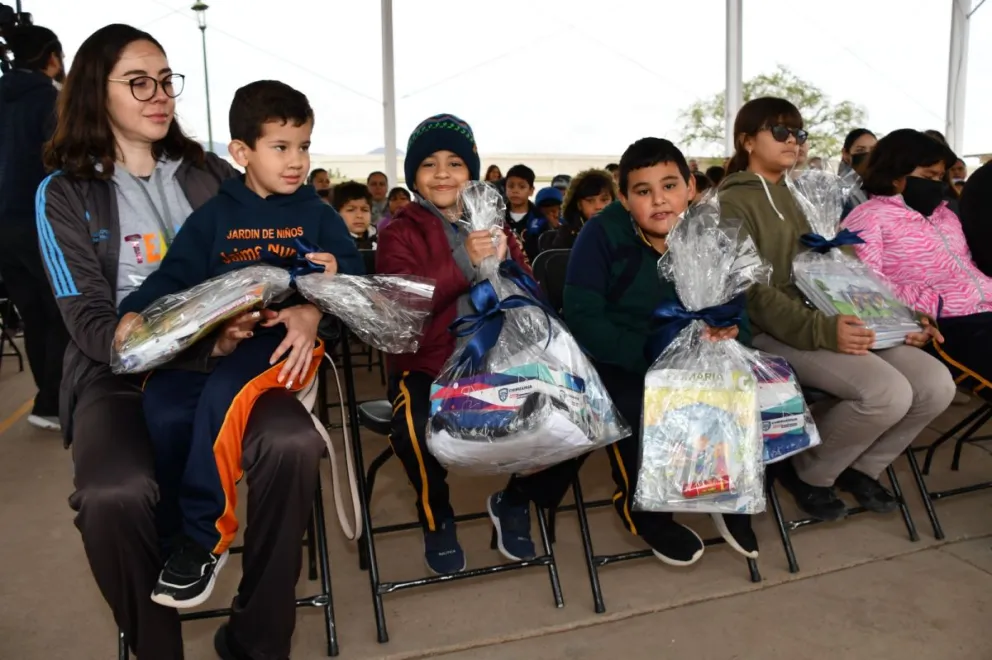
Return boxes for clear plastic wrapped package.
[112,265,292,374]
[634,204,770,514]
[750,352,821,464]
[426,182,630,475]
[789,169,921,349]
[295,274,435,353]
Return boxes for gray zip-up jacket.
[36,153,236,443]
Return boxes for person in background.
[839,128,878,219]
[334,180,377,249]
[523,186,564,259]
[375,113,566,575]
[950,158,967,197]
[367,170,388,225]
[845,129,992,399]
[550,169,617,250]
[691,171,712,203]
[688,158,699,173]
[959,160,992,275]
[922,130,961,212]
[706,165,725,186]
[605,162,620,184]
[808,156,823,170]
[376,186,411,233]
[561,137,758,564]
[504,163,540,236]
[551,173,572,194]
[718,97,954,523]
[0,21,71,431]
[485,164,502,182]
[308,167,332,203]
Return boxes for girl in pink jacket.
[845,129,992,396]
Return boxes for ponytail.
[726,147,750,175]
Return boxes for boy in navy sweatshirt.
[117,80,362,609]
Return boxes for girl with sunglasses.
[718,97,954,524]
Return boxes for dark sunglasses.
[766,124,808,145]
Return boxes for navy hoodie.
[119,176,364,315]
[0,69,58,226]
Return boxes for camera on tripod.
[0,2,34,74]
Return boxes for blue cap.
[535,186,563,206]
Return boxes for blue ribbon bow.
[647,293,746,362]
[260,237,326,284]
[799,228,865,254]
[449,262,557,371]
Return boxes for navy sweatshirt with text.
[119,176,364,315]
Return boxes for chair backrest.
[537,229,558,253]
[360,249,376,275]
[531,249,571,313]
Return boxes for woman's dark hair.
[308,168,327,185]
[485,164,502,179]
[387,186,410,202]
[44,24,204,179]
[727,97,803,175]
[842,128,876,153]
[0,22,61,73]
[562,169,616,227]
[861,129,956,197]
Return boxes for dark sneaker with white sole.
[487,491,536,561]
[150,538,228,608]
[423,519,466,575]
[640,520,705,566]
[712,513,759,559]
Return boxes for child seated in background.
[551,168,617,249]
[333,180,378,249]
[116,79,363,609]
[376,186,411,233]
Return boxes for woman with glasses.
[38,24,325,660]
[718,97,954,524]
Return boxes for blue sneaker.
[423,519,466,575]
[487,491,536,561]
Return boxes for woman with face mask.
[0,21,70,431]
[844,129,992,402]
[718,100,955,524]
[839,128,877,219]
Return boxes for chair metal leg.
[118,628,128,660]
[571,479,605,613]
[306,514,319,581]
[886,465,919,542]
[341,332,390,643]
[767,478,800,573]
[905,448,945,540]
[311,473,339,656]
[922,406,988,474]
[534,505,564,608]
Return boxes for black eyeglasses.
[107,73,185,101]
[766,124,809,145]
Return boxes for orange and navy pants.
[143,330,324,555]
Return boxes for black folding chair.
[532,251,760,615]
[905,399,992,540]
[766,387,919,573]
[341,328,564,644]
[117,484,338,658]
[537,229,559,254]
[0,286,25,377]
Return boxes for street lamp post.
[191,2,214,153]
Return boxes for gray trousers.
[69,370,325,660]
[752,335,956,486]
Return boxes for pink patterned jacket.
[844,195,992,319]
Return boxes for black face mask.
[316,188,330,198]
[902,176,944,217]
[850,152,869,170]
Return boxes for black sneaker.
[213,623,253,660]
[150,538,228,608]
[640,520,705,566]
[423,519,466,575]
[487,491,536,561]
[777,461,848,522]
[835,468,899,513]
[711,513,759,559]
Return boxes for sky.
[22,0,992,160]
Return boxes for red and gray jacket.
[35,153,236,442]
[375,200,531,379]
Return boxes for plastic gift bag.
[426,182,630,475]
[295,274,435,353]
[750,352,821,464]
[634,204,770,514]
[112,265,292,374]
[789,169,921,349]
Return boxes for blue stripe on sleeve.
[35,173,80,298]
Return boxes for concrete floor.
[0,349,990,660]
